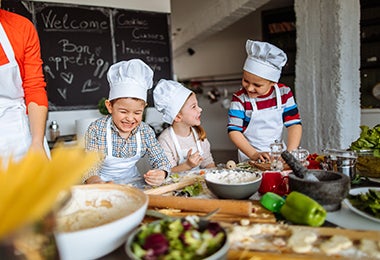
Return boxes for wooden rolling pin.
[148,195,252,217]
[144,175,201,195]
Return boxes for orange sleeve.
[1,10,48,108]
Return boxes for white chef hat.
[153,79,193,124]
[107,59,153,102]
[243,40,287,82]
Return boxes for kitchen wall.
[172,0,380,152]
[37,0,378,151]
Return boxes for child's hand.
[85,175,106,184]
[251,151,271,162]
[186,149,203,168]
[144,169,166,186]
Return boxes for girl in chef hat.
[154,79,215,172]
[227,40,302,163]
[83,59,171,187]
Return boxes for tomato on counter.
[306,153,324,170]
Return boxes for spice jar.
[49,121,60,142]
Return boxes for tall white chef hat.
[153,79,193,124]
[243,40,287,82]
[107,59,153,102]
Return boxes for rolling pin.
[148,195,252,217]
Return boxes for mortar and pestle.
[281,151,350,211]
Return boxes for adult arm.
[27,102,48,154]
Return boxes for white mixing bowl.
[54,184,148,260]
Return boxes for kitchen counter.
[326,178,380,231]
[99,177,380,259]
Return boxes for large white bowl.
[54,184,148,260]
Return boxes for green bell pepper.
[280,191,327,227]
[260,192,286,213]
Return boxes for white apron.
[238,84,285,162]
[0,23,49,162]
[100,118,143,185]
[169,126,203,170]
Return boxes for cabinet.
[360,0,380,108]
[261,7,296,92]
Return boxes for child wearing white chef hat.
[227,40,302,163]
[84,59,171,186]
[154,79,215,172]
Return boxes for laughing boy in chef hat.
[83,59,171,186]
[154,79,215,172]
[227,40,302,163]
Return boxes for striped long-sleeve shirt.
[227,83,301,133]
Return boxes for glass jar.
[356,149,380,178]
[49,121,60,142]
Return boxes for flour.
[205,169,260,184]
[56,188,142,232]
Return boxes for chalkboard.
[1,0,172,110]
[114,9,172,105]
[1,0,32,21]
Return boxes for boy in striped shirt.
[227,40,302,163]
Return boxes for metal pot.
[322,149,357,180]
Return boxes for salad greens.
[169,173,203,197]
[348,189,380,219]
[180,182,203,197]
[350,124,380,157]
[131,216,226,259]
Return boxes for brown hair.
[194,125,207,141]
[110,97,146,106]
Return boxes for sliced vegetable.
[280,191,327,227]
[348,189,380,219]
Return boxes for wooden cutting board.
[249,160,291,171]
[224,223,380,259]
[144,172,275,224]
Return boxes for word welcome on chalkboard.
[2,0,172,110]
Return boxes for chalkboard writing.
[34,3,113,110]
[1,0,172,110]
[114,9,172,105]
